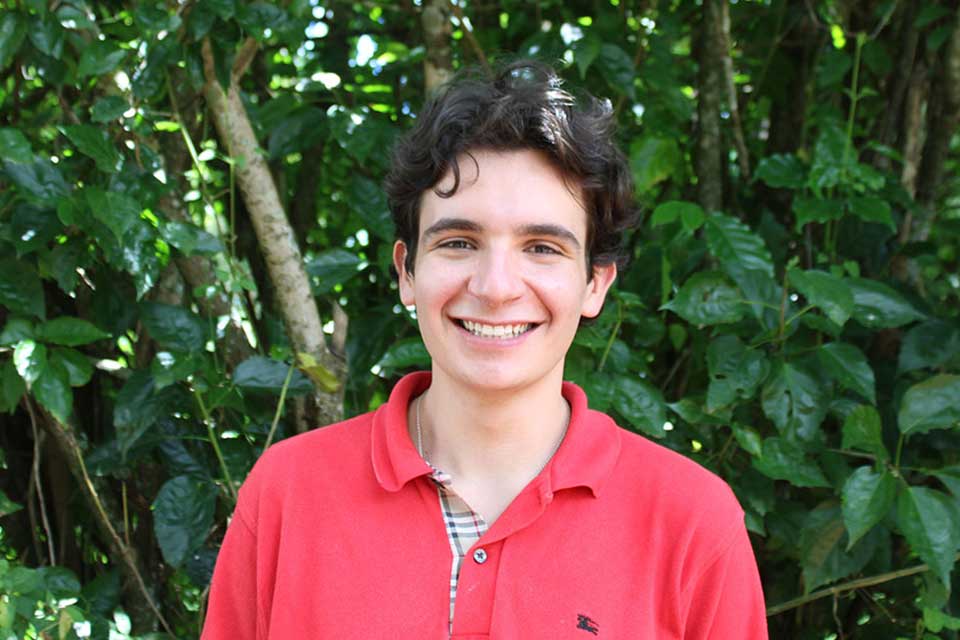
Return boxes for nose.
[466,248,524,306]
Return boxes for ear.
[580,263,617,318]
[393,240,416,306]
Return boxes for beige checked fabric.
[427,465,489,631]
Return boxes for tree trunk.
[696,0,726,213]
[422,0,454,91]
[201,39,344,431]
[915,11,960,227]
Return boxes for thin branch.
[767,553,960,617]
[232,36,259,82]
[39,409,175,637]
[25,399,56,565]
[449,1,490,74]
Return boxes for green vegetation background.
[1,0,959,638]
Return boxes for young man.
[202,61,768,638]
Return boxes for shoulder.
[607,417,744,531]
[235,411,375,521]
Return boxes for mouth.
[455,319,538,340]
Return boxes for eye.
[528,243,562,255]
[438,238,473,250]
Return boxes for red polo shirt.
[202,372,768,639]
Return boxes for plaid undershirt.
[426,464,489,632]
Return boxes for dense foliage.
[1,0,959,638]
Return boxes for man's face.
[393,149,616,394]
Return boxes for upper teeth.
[462,320,531,338]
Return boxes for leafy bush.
[1,1,959,638]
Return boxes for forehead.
[420,149,588,239]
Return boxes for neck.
[413,370,570,483]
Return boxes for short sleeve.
[201,506,260,640]
[680,520,768,639]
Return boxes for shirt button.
[473,548,488,564]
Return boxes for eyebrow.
[421,217,582,250]
[517,223,582,250]
[421,217,483,240]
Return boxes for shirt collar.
[370,371,621,497]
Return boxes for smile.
[457,319,536,339]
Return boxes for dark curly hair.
[384,60,636,277]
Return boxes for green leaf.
[0,13,27,71]
[296,352,340,394]
[704,212,775,278]
[236,2,288,40]
[84,187,142,241]
[233,356,314,396]
[848,278,924,328]
[816,342,876,403]
[0,489,23,518]
[572,35,601,78]
[662,271,744,326]
[793,197,843,230]
[630,136,681,194]
[33,359,72,423]
[800,502,879,593]
[4,156,69,203]
[13,340,46,386]
[206,0,236,19]
[90,96,130,123]
[841,405,887,461]
[152,476,217,568]
[113,371,171,456]
[28,13,64,58]
[753,437,830,487]
[897,487,957,585]
[0,128,33,164]
[0,359,26,413]
[842,466,896,548]
[732,424,764,458]
[50,347,93,387]
[754,154,807,189]
[139,302,207,353]
[847,196,894,229]
[37,317,109,346]
[932,465,960,498]
[160,221,224,256]
[898,320,960,373]
[349,176,394,241]
[789,269,854,327]
[61,125,120,173]
[898,375,960,436]
[923,607,960,633]
[650,201,705,231]
[596,43,636,99]
[77,41,127,78]
[706,335,770,411]
[376,337,431,372]
[0,316,34,345]
[0,258,45,319]
[612,375,667,438]
[305,249,362,293]
[151,351,202,390]
[761,361,827,441]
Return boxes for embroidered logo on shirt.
[576,614,599,635]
